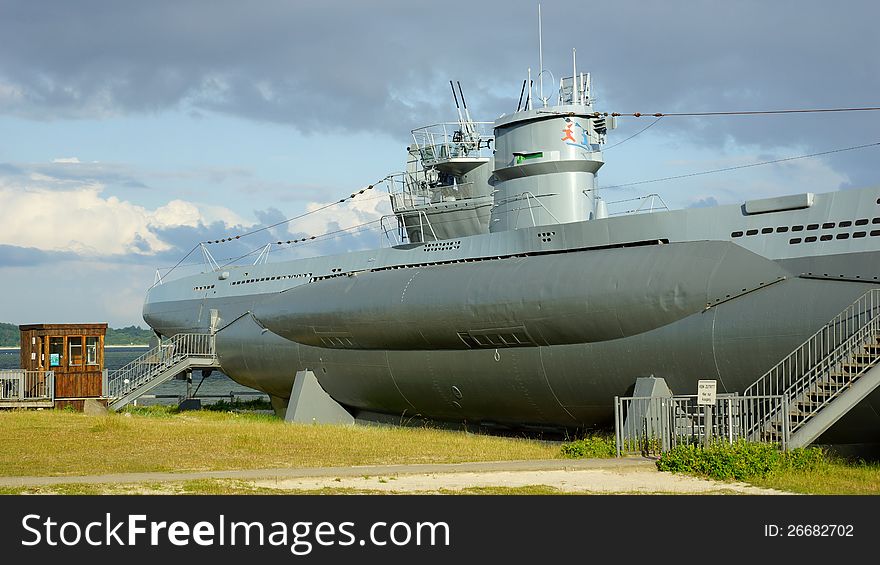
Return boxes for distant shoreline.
[0,344,149,351]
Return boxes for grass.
[559,434,616,458]
[655,440,880,494]
[748,460,880,494]
[0,407,559,477]
[0,481,579,496]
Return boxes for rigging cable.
[603,106,880,118]
[602,116,662,151]
[598,141,880,190]
[202,176,388,245]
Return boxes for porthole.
[791,225,804,232]
[789,238,802,244]
[746,229,758,236]
[731,231,743,238]
[822,222,835,229]
[776,226,789,233]
[853,232,867,238]
[807,224,819,230]
[855,219,869,226]
[820,234,833,241]
[836,233,849,240]
[761,227,773,234]
[805,236,818,242]
[839,220,852,228]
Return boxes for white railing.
[743,288,880,441]
[410,122,493,166]
[107,333,216,400]
[745,289,880,400]
[0,370,55,402]
[614,394,788,456]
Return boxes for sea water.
[0,347,268,406]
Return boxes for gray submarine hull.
[203,241,877,437]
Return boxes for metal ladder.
[744,289,880,448]
[107,333,218,411]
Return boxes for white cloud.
[0,177,245,256]
[51,157,81,164]
[298,189,392,239]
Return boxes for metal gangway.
[743,288,880,448]
[615,288,880,454]
[106,333,219,411]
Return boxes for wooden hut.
[18,323,108,410]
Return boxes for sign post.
[697,380,717,447]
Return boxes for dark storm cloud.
[0,244,79,267]
[1,0,878,184]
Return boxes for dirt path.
[0,458,785,494]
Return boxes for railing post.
[613,396,621,457]
[782,395,790,451]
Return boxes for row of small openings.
[731,217,880,239]
[331,267,343,273]
[231,273,312,286]
[457,331,533,349]
[790,230,880,244]
[318,336,356,348]
[537,230,556,243]
[424,240,462,252]
[193,284,215,291]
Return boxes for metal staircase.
[744,288,880,448]
[107,333,218,411]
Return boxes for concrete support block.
[623,376,674,439]
[83,398,109,416]
[285,370,354,425]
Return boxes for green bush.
[656,440,827,480]
[560,436,617,459]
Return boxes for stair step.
[841,362,871,372]
[853,354,878,364]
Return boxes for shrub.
[560,436,617,459]
[656,440,827,480]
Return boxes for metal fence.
[0,370,55,402]
[614,393,789,456]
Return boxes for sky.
[0,0,878,327]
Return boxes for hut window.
[86,337,99,365]
[69,337,83,366]
[49,337,63,367]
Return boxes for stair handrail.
[743,289,880,399]
[107,333,215,399]
[786,316,880,400]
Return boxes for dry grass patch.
[0,409,558,477]
[748,461,880,495]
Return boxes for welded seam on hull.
[384,350,418,410]
[537,347,578,422]
[708,307,727,393]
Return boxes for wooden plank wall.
[18,325,107,399]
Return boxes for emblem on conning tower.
[562,117,591,150]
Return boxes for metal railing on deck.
[0,370,55,402]
[410,122,493,166]
[107,333,216,400]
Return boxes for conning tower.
[489,66,615,232]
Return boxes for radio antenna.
[538,4,544,107]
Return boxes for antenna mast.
[538,4,544,107]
